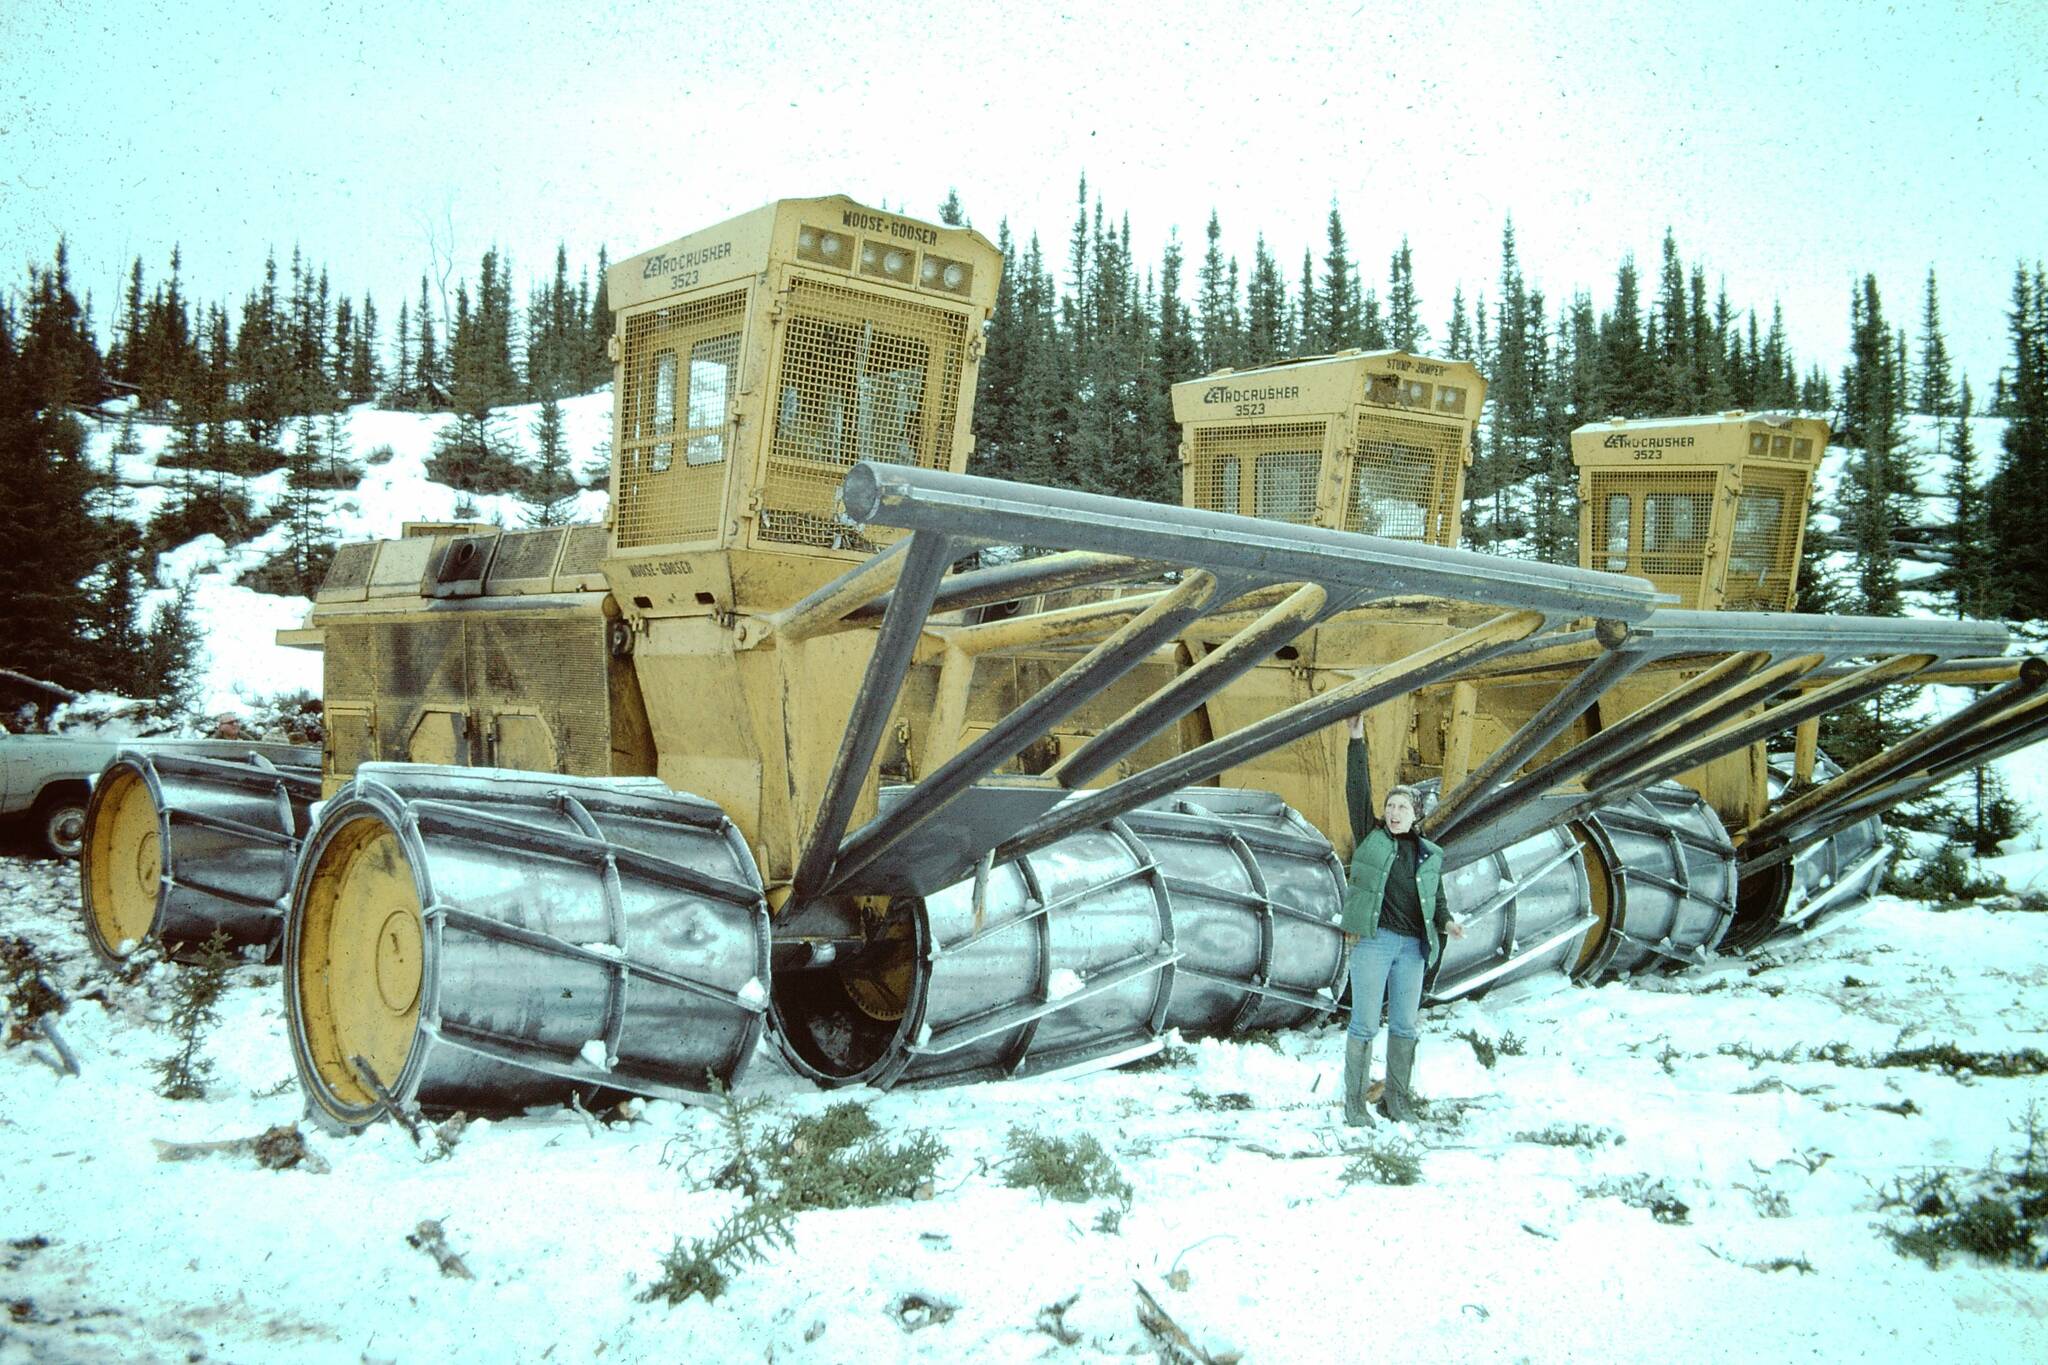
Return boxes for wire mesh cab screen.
[1726,464,1808,611]
[759,275,970,550]
[615,289,748,549]
[1345,414,1466,544]
[1586,469,1721,605]
[1187,422,1329,524]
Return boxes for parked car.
[0,734,125,858]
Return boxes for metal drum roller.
[1427,822,1594,1004]
[1571,781,1739,979]
[771,818,1176,1089]
[81,743,322,963]
[1121,789,1347,1035]
[1725,756,1890,952]
[284,764,770,1130]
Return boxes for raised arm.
[1344,713,1377,844]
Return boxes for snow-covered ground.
[8,400,2040,1360]
[1,852,2044,1363]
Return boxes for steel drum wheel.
[291,813,425,1117]
[81,763,165,959]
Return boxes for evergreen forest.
[3,182,2045,723]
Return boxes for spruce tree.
[1243,235,1287,364]
[1197,211,1235,372]
[520,396,579,527]
[351,293,379,401]
[970,220,1023,479]
[1840,275,1909,616]
[1387,238,1423,351]
[1988,263,2048,617]
[938,188,966,226]
[140,577,204,716]
[1652,229,1689,413]
[1939,381,1995,618]
[1319,204,1357,352]
[581,246,612,393]
[1443,287,1471,361]
[1917,269,1953,421]
[1598,255,1648,418]
[413,275,443,408]
[266,413,336,596]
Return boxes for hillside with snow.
[1,398,2044,1360]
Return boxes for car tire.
[32,790,89,860]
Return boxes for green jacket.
[1340,737,1449,967]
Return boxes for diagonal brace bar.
[1051,582,1373,789]
[794,530,956,900]
[822,569,1250,894]
[1424,633,1645,839]
[993,610,1549,864]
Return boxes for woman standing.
[1339,713,1462,1125]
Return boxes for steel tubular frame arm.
[821,568,1252,895]
[1422,640,1648,838]
[1431,604,2013,853]
[793,530,957,900]
[993,610,1549,865]
[1049,583,1373,789]
[1739,659,2048,854]
[839,462,1663,622]
[1741,682,2048,867]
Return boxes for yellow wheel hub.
[841,908,915,1023]
[295,816,423,1109]
[84,767,165,956]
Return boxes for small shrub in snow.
[1340,1135,1424,1187]
[1877,1104,2047,1271]
[1457,1029,1527,1069]
[364,443,396,466]
[770,1117,944,1212]
[1003,1127,1133,1206]
[1734,1182,1793,1218]
[0,937,64,1046]
[642,1201,796,1305]
[152,929,233,1100]
[1888,840,2007,905]
[1236,1028,1284,1052]
[1717,1041,1804,1069]
[1036,1293,1083,1344]
[1869,1043,2048,1078]
[1188,1088,1253,1112]
[708,1097,943,1212]
[1582,1175,1689,1224]
[1513,1123,1619,1149]
[1457,1029,1498,1069]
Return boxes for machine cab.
[1169,351,1485,545]
[1571,412,1827,610]
[606,197,1001,613]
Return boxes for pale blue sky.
[3,0,2042,399]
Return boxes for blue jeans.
[1347,931,1425,1042]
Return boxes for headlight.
[859,239,914,282]
[919,253,973,295]
[797,225,849,267]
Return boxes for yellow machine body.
[299,197,1009,899]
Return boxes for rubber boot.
[1342,1035,1374,1127]
[1380,1034,1419,1122]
